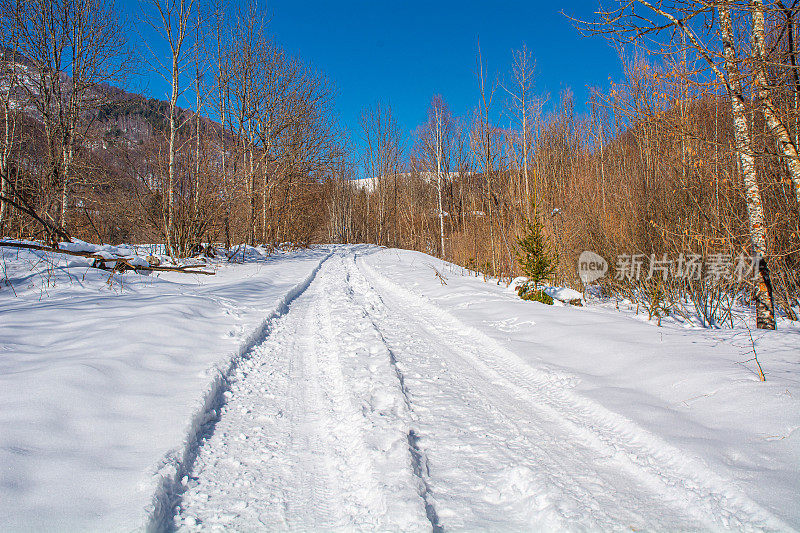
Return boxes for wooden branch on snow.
[0,241,216,275]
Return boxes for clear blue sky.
[123,0,622,151]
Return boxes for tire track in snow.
[340,256,443,532]
[174,252,430,531]
[145,250,333,532]
[406,429,443,533]
[354,253,792,532]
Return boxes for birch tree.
[719,2,775,329]
[578,0,777,328]
[435,100,446,257]
[414,95,454,258]
[750,0,800,215]
[359,101,401,246]
[141,0,196,256]
[212,0,231,246]
[474,42,498,275]
[12,0,126,235]
[0,0,21,235]
[227,4,262,246]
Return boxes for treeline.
[1,1,798,329]
[330,3,800,329]
[0,0,344,255]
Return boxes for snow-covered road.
[174,249,793,531]
[3,244,798,531]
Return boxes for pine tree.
[516,216,557,304]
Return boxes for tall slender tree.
[141,0,197,256]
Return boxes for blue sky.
[123,0,622,152]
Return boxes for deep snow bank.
[0,244,330,531]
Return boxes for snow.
[57,239,103,254]
[350,177,378,192]
[542,285,583,302]
[1,244,798,530]
[511,276,585,303]
[360,248,800,529]
[0,243,332,531]
[176,253,429,530]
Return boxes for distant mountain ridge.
[0,47,222,149]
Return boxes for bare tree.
[9,0,126,238]
[212,0,231,246]
[474,41,498,275]
[254,43,295,244]
[0,0,22,235]
[360,101,402,245]
[501,44,543,217]
[141,0,196,256]
[414,95,456,258]
[751,0,800,214]
[435,100,446,257]
[227,3,262,246]
[719,1,776,329]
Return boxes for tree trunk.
[167,52,179,257]
[752,0,800,216]
[720,2,776,329]
[61,139,74,232]
[522,101,530,217]
[436,107,446,258]
[0,98,11,234]
[248,142,255,246]
[221,86,230,248]
[261,133,272,243]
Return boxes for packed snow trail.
[176,251,431,531]
[175,249,790,531]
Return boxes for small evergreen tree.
[516,216,558,304]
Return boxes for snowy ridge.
[144,250,333,532]
[357,254,793,531]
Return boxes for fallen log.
[0,241,215,275]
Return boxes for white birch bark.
[436,105,446,258]
[751,0,800,214]
[719,1,776,329]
